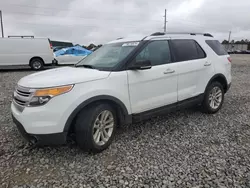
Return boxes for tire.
[201,81,225,114]
[30,58,44,70]
[74,103,117,153]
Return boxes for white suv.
[11,32,232,152]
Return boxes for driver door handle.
[204,61,211,66]
[164,69,175,74]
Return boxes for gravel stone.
[1,55,250,187]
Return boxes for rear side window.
[206,40,228,56]
[171,39,206,62]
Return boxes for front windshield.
[75,41,139,69]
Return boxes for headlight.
[28,85,73,106]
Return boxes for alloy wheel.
[92,110,114,146]
[208,86,223,110]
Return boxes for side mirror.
[128,60,152,70]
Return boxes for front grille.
[14,98,26,106]
[16,89,30,97]
[13,85,34,112]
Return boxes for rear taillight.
[50,43,53,49]
[227,57,232,63]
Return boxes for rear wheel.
[201,82,224,114]
[75,103,117,153]
[30,58,44,70]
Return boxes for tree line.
[222,39,250,44]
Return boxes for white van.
[0,38,54,70]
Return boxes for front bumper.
[12,114,67,146]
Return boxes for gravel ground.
[1,55,250,188]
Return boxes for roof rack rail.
[150,32,213,37]
[8,35,35,38]
[150,32,165,36]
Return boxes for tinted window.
[171,39,206,62]
[135,40,171,66]
[206,40,228,56]
[195,42,206,58]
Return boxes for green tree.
[240,39,246,44]
[222,40,229,44]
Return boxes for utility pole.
[228,31,231,43]
[227,31,231,50]
[0,10,4,38]
[163,9,167,33]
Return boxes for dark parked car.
[234,50,243,54]
[242,50,250,54]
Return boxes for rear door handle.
[164,69,175,74]
[204,62,211,66]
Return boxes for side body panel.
[127,64,178,113]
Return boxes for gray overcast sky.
[0,0,250,45]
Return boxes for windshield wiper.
[75,64,95,69]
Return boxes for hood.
[18,67,110,88]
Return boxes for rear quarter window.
[206,40,228,56]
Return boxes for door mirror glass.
[128,60,152,70]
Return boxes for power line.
[1,2,234,30]
[5,11,105,21]
[0,2,81,13]
[168,17,232,29]
[7,13,212,33]
[5,11,216,32]
[168,19,232,33]
[2,3,220,30]
[166,20,209,31]
[1,3,164,23]
[4,11,166,30]
[9,20,154,30]
[10,20,208,33]
[4,10,163,24]
[2,4,230,34]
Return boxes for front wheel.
[75,103,117,153]
[201,82,224,114]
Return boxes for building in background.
[222,43,248,51]
[222,39,250,51]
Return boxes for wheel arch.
[64,95,132,133]
[205,74,229,93]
